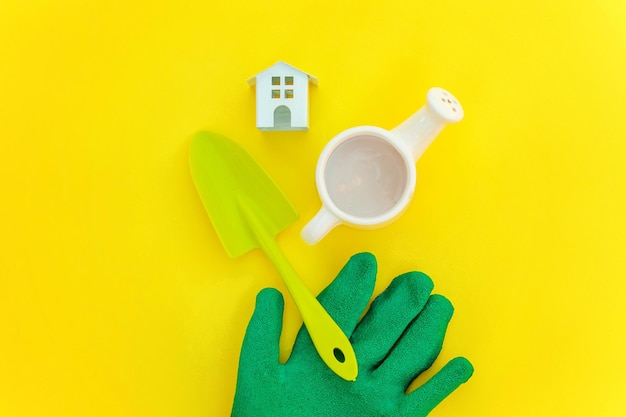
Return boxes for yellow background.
[1,0,626,416]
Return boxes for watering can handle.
[301,206,341,245]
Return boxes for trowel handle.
[237,198,358,381]
[261,237,358,381]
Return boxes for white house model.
[247,61,318,131]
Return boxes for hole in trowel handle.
[333,348,346,363]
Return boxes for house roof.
[247,61,318,86]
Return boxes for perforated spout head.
[426,87,464,124]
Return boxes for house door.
[274,106,291,129]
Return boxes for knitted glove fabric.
[231,252,473,417]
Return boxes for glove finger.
[398,357,474,417]
[351,271,433,370]
[374,294,454,388]
[238,288,284,376]
[289,252,377,361]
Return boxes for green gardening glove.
[231,252,473,417]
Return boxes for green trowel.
[189,131,358,381]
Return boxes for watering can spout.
[390,87,464,161]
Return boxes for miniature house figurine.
[247,61,318,131]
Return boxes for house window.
[285,89,294,99]
[285,76,294,85]
[272,89,280,99]
[272,76,280,86]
